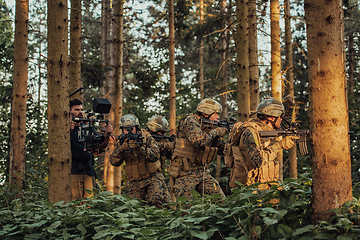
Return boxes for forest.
[1,0,360,239]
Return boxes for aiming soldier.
[110,114,171,207]
[169,99,227,201]
[225,98,299,190]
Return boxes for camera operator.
[69,99,113,200]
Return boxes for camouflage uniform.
[170,113,226,200]
[227,118,282,189]
[110,127,171,207]
[226,98,298,189]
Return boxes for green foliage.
[2,173,360,240]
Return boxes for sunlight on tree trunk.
[249,0,259,112]
[169,0,176,135]
[10,0,29,190]
[236,0,250,122]
[69,0,82,99]
[270,0,283,181]
[285,0,297,179]
[47,0,71,202]
[305,0,352,223]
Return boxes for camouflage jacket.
[110,129,160,167]
[240,118,282,168]
[177,113,225,150]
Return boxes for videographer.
[70,99,113,200]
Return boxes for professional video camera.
[72,98,112,152]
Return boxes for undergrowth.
[1,173,360,239]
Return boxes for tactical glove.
[118,142,129,152]
[277,136,299,150]
[215,127,228,137]
[128,140,139,149]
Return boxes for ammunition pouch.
[195,146,218,165]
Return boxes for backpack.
[224,121,244,168]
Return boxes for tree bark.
[220,0,228,119]
[270,0,283,181]
[113,0,124,195]
[249,0,259,112]
[285,0,297,179]
[236,0,250,122]
[199,0,204,100]
[305,0,352,223]
[47,0,71,202]
[69,0,82,99]
[10,0,29,190]
[169,0,176,135]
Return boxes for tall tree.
[285,0,297,179]
[9,0,29,189]
[199,0,204,100]
[249,0,259,112]
[219,0,228,119]
[305,0,352,223]
[270,0,283,180]
[69,0,82,98]
[113,0,124,195]
[169,0,176,135]
[236,0,250,122]
[47,0,71,202]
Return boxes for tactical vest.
[170,114,218,177]
[123,129,161,181]
[226,120,279,188]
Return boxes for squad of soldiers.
[72,97,299,206]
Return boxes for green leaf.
[337,236,354,240]
[263,216,278,226]
[76,224,87,236]
[292,225,315,236]
[189,230,208,240]
[278,224,292,234]
[139,228,153,235]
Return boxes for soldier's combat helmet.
[196,98,222,115]
[256,98,284,117]
[119,114,139,128]
[146,115,169,133]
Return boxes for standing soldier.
[169,99,228,201]
[146,115,175,169]
[225,98,299,190]
[110,114,171,207]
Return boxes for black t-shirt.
[70,125,95,176]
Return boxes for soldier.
[110,114,171,207]
[169,98,228,201]
[225,98,299,190]
[146,115,175,169]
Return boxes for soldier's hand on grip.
[215,127,228,137]
[278,136,299,150]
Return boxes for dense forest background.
[0,0,360,238]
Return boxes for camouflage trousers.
[172,169,225,201]
[124,171,171,207]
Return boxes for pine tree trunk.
[249,0,259,112]
[47,0,71,202]
[169,0,176,135]
[10,0,29,190]
[102,0,112,184]
[220,0,228,119]
[199,0,204,100]
[69,0,82,99]
[285,0,297,179]
[305,0,352,223]
[236,0,250,122]
[113,0,124,195]
[270,0,283,181]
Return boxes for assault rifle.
[258,120,310,156]
[118,127,145,153]
[201,117,237,130]
[151,133,175,142]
